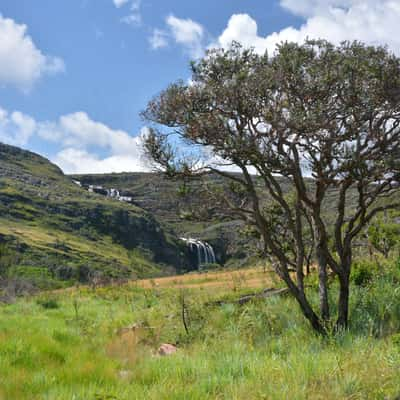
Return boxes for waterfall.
[108,188,120,198]
[180,238,216,269]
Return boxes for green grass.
[1,263,400,399]
[0,143,187,283]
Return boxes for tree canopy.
[142,40,400,334]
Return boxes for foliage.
[36,296,60,309]
[0,262,400,398]
[142,40,400,332]
[350,259,380,286]
[0,243,16,277]
[8,266,61,290]
[368,213,400,258]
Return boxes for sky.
[0,0,400,174]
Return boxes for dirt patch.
[106,324,145,365]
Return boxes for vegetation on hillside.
[0,143,188,292]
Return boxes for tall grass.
[0,260,400,399]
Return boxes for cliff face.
[0,143,188,284]
[72,172,259,265]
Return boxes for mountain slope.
[71,172,264,265]
[0,143,188,287]
[72,169,370,266]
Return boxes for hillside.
[71,170,359,265]
[71,172,267,265]
[0,143,189,288]
[0,142,388,289]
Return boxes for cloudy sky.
[1,0,400,173]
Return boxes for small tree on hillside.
[142,40,400,334]
[367,212,400,258]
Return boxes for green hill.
[71,170,355,265]
[71,172,257,265]
[0,142,386,290]
[0,143,188,288]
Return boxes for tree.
[142,40,400,334]
[367,211,400,258]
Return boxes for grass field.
[1,265,400,399]
[137,267,277,290]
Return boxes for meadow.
[1,260,400,400]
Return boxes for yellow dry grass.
[0,218,130,264]
[135,267,277,290]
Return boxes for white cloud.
[38,112,150,173]
[166,15,205,58]
[215,14,275,55]
[0,14,65,91]
[113,0,129,8]
[280,0,353,17]
[53,148,148,174]
[0,107,36,147]
[149,29,169,49]
[0,106,150,173]
[51,122,150,174]
[114,0,142,27]
[150,2,400,58]
[121,13,142,26]
[215,2,400,56]
[47,112,146,156]
[166,15,204,45]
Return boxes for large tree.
[142,40,400,334]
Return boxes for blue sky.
[0,0,399,173]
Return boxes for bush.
[391,332,400,347]
[76,264,91,283]
[36,296,60,309]
[8,266,61,290]
[53,264,74,281]
[351,259,379,286]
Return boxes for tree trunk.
[316,244,330,321]
[281,272,327,335]
[306,262,311,275]
[336,272,350,330]
[295,287,327,335]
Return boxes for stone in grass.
[158,343,178,356]
[118,370,132,380]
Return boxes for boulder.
[158,343,177,356]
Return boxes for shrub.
[36,297,60,309]
[391,332,400,348]
[76,264,91,283]
[351,259,379,286]
[8,266,61,290]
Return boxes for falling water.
[107,188,121,198]
[181,238,216,269]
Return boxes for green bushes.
[349,258,400,337]
[350,259,379,286]
[0,243,17,277]
[7,266,62,290]
[36,296,60,309]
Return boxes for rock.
[158,343,177,356]
[118,370,132,380]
